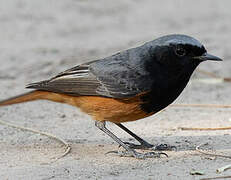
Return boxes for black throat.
[140,65,197,114]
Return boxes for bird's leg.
[115,123,176,151]
[115,123,153,149]
[95,121,167,159]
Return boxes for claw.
[120,141,176,151]
[106,150,168,159]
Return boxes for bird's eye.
[175,47,186,57]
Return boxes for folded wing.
[27,53,153,98]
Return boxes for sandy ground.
[0,0,231,179]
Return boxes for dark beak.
[194,53,222,61]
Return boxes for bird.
[0,34,222,159]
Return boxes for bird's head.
[146,34,222,74]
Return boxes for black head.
[138,35,222,113]
[147,34,222,74]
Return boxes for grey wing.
[89,58,153,98]
[26,62,102,96]
[27,55,153,98]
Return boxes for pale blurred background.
[0,0,229,84]
[0,1,230,179]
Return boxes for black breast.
[140,75,191,113]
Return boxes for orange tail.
[0,91,50,107]
[0,90,77,107]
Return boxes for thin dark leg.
[95,121,167,158]
[115,123,153,149]
[115,123,176,151]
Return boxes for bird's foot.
[123,142,176,151]
[123,142,153,150]
[106,150,168,159]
